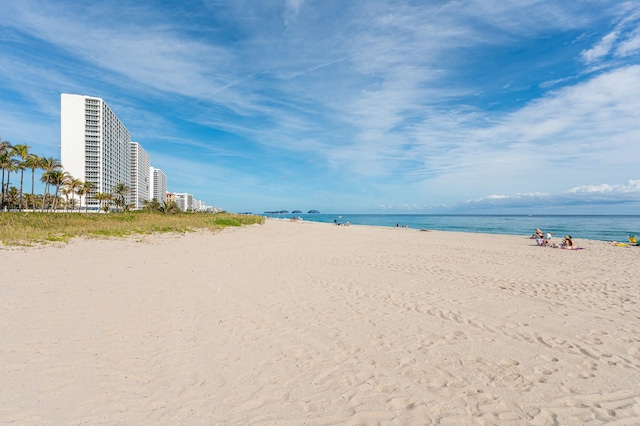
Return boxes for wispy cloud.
[0,0,639,213]
[462,180,640,213]
[582,31,619,64]
[283,0,304,27]
[567,180,640,194]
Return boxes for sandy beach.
[1,218,639,425]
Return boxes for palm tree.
[39,172,51,210]
[65,177,83,212]
[143,197,161,212]
[2,157,18,210]
[79,181,94,212]
[24,154,41,210]
[61,185,72,212]
[51,171,68,211]
[160,200,181,214]
[0,154,11,209]
[0,138,12,209]
[65,197,77,211]
[94,192,112,213]
[39,157,62,211]
[11,144,30,211]
[112,182,130,212]
[29,193,43,210]
[5,186,20,209]
[0,138,10,155]
[41,169,66,211]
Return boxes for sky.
[1,0,639,214]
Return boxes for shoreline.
[2,219,639,424]
[267,216,630,247]
[263,214,640,243]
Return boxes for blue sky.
[1,0,639,214]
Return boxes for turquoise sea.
[263,214,640,242]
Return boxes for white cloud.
[467,192,549,204]
[283,0,304,26]
[484,195,510,201]
[615,29,640,57]
[460,181,640,212]
[1,1,639,213]
[581,3,640,64]
[566,180,640,194]
[581,31,618,64]
[1,2,240,103]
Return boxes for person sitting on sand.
[531,228,544,239]
[537,231,553,247]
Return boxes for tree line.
[1,137,182,213]
[1,137,130,212]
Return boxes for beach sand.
[1,218,639,425]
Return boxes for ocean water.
[263,214,640,242]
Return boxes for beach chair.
[629,234,639,246]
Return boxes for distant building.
[61,94,131,209]
[130,142,150,210]
[165,191,219,212]
[173,192,194,212]
[60,93,211,212]
[166,192,175,204]
[192,199,204,211]
[150,167,167,204]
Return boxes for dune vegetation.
[0,211,264,246]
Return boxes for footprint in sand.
[536,355,559,363]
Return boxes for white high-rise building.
[173,192,193,211]
[61,94,131,209]
[150,167,167,204]
[130,142,150,210]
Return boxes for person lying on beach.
[561,235,574,249]
[609,241,628,247]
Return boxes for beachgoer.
[531,228,544,239]
[539,231,553,247]
[561,235,574,249]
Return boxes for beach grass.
[0,211,264,246]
